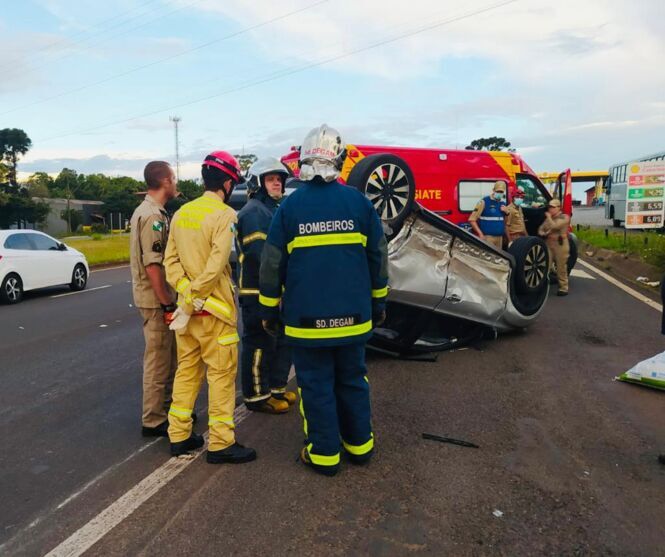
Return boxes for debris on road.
[422,432,480,448]
[636,276,660,288]
[493,510,504,518]
[99,324,108,328]
[617,351,665,390]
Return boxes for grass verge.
[65,234,130,266]
[575,227,665,272]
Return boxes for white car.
[0,230,89,304]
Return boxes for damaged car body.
[369,205,549,355]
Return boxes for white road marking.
[90,265,129,273]
[50,285,111,298]
[578,259,662,312]
[44,369,296,557]
[570,269,596,280]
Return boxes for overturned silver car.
[369,205,550,356]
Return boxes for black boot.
[170,433,204,456]
[207,443,256,464]
[142,421,169,438]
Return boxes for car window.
[516,175,547,208]
[458,181,496,212]
[4,233,34,250]
[29,234,61,251]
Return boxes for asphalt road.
[0,263,663,556]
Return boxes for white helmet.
[246,157,290,198]
[299,124,346,182]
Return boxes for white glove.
[192,297,205,312]
[169,307,191,331]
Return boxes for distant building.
[32,197,105,236]
[585,186,597,206]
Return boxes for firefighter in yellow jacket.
[164,151,256,464]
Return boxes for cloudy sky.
[2,0,664,196]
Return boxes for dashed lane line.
[570,269,596,280]
[577,259,662,312]
[50,285,112,298]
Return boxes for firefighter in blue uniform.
[468,180,509,250]
[259,124,389,476]
[236,158,296,413]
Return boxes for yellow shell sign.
[631,164,640,173]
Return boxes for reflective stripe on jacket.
[259,178,388,347]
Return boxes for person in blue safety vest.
[235,157,296,414]
[259,124,389,476]
[468,180,509,250]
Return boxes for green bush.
[91,222,109,234]
[92,233,103,241]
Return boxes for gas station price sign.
[625,161,665,228]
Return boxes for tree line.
[0,128,257,231]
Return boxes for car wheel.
[507,237,549,316]
[347,153,416,238]
[70,264,88,291]
[508,237,549,293]
[1,273,24,304]
[612,219,621,228]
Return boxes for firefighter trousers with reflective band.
[168,316,239,451]
[292,342,374,470]
[139,307,175,428]
[241,302,291,402]
[547,237,569,293]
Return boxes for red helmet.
[202,151,245,184]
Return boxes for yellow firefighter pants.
[139,308,175,428]
[547,238,570,293]
[168,316,239,451]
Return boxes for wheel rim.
[365,163,411,222]
[523,244,547,288]
[74,267,86,288]
[6,277,19,301]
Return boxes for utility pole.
[169,116,181,182]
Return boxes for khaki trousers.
[484,235,504,250]
[547,238,570,293]
[168,317,239,451]
[138,308,175,428]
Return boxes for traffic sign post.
[625,161,665,228]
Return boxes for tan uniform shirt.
[538,212,570,239]
[130,194,173,309]
[505,203,527,236]
[164,191,238,326]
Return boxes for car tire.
[508,236,549,293]
[1,273,24,304]
[507,237,549,316]
[612,219,621,228]
[347,153,416,237]
[70,264,88,291]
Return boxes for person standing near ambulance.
[130,161,178,438]
[259,125,388,476]
[538,198,570,297]
[469,180,509,250]
[236,158,295,414]
[164,151,256,464]
[505,186,528,244]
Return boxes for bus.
[606,150,665,227]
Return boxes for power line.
[0,0,328,117]
[37,0,518,144]
[2,0,163,66]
